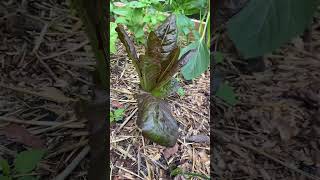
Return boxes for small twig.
[32,118,78,135]
[137,147,141,177]
[46,140,88,159]
[37,54,59,81]
[0,116,84,129]
[140,153,168,171]
[42,40,89,60]
[0,83,76,103]
[54,146,90,180]
[51,58,96,70]
[115,165,144,180]
[32,23,49,54]
[117,108,138,132]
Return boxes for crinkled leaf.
[154,14,178,59]
[115,25,141,79]
[227,0,317,58]
[139,55,162,91]
[152,48,195,91]
[181,40,210,80]
[115,25,139,61]
[156,47,180,82]
[146,31,164,60]
[14,149,45,174]
[141,14,180,92]
[137,94,178,147]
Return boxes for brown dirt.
[110,40,210,179]
[213,14,320,180]
[0,0,94,179]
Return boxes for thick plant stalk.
[69,0,108,179]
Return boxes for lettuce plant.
[116,15,195,147]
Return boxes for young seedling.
[110,108,125,123]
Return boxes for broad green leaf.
[14,149,45,174]
[112,8,130,16]
[176,14,194,36]
[127,1,147,8]
[214,51,224,64]
[215,83,237,106]
[227,0,317,58]
[115,17,127,24]
[184,0,207,15]
[136,94,178,147]
[128,9,145,27]
[192,29,201,40]
[0,159,10,176]
[0,176,11,180]
[181,40,209,80]
[17,176,37,180]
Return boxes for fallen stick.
[54,146,90,180]
[0,83,76,103]
[0,116,84,129]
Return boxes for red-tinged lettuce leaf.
[146,31,163,60]
[139,55,162,91]
[152,48,180,90]
[136,93,178,147]
[152,48,196,92]
[140,14,179,92]
[154,14,178,59]
[115,25,141,77]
